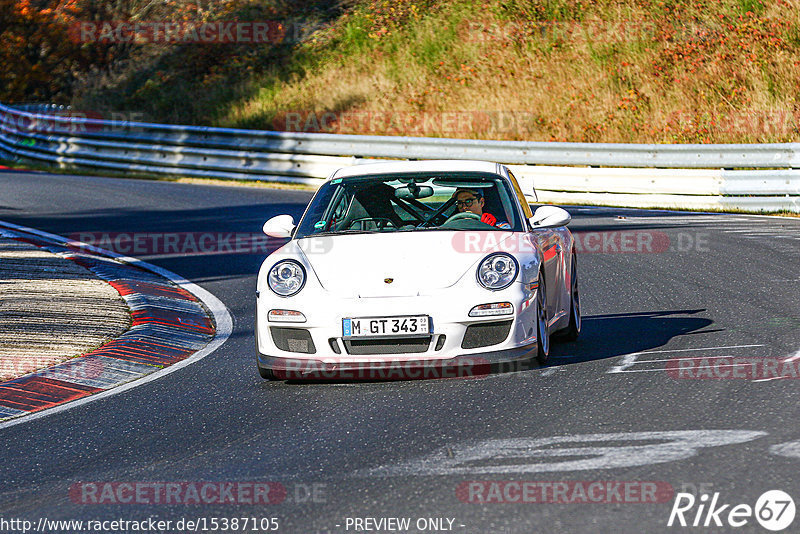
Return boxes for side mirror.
[529,206,571,228]
[263,215,296,238]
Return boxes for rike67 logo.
[668,490,795,531]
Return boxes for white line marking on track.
[608,344,800,383]
[606,345,765,374]
[612,368,674,373]
[606,353,641,373]
[0,220,233,432]
[754,347,800,382]
[770,440,800,458]
[622,354,739,364]
[785,348,800,363]
[361,430,767,476]
[637,344,765,354]
[616,363,764,374]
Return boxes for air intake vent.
[270,327,316,354]
[344,337,431,355]
[461,321,512,349]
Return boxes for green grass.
[64,0,800,144]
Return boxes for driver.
[453,188,511,229]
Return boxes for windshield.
[294,171,523,239]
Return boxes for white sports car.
[256,160,579,380]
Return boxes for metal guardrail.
[1,102,798,212]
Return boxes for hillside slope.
[73,0,800,143]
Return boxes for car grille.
[461,320,513,349]
[271,327,316,354]
[344,336,432,355]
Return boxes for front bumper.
[256,283,539,359]
[256,343,537,380]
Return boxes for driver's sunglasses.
[455,197,479,207]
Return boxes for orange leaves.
[361,0,434,41]
[651,3,791,85]
[0,0,108,101]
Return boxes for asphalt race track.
[1,171,799,533]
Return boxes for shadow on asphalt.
[547,309,715,365]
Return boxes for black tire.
[258,364,279,380]
[535,274,550,365]
[558,253,581,341]
[256,320,280,380]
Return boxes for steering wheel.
[444,212,481,224]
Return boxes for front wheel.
[535,274,550,365]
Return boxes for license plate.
[343,315,431,338]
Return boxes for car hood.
[294,231,514,297]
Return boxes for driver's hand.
[481,213,497,225]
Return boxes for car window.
[507,170,533,219]
[327,189,353,228]
[294,172,524,238]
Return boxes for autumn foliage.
[2,0,800,143]
[0,0,265,103]
[1,0,80,102]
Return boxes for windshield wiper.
[305,229,378,237]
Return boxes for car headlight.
[476,253,518,291]
[268,260,306,297]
